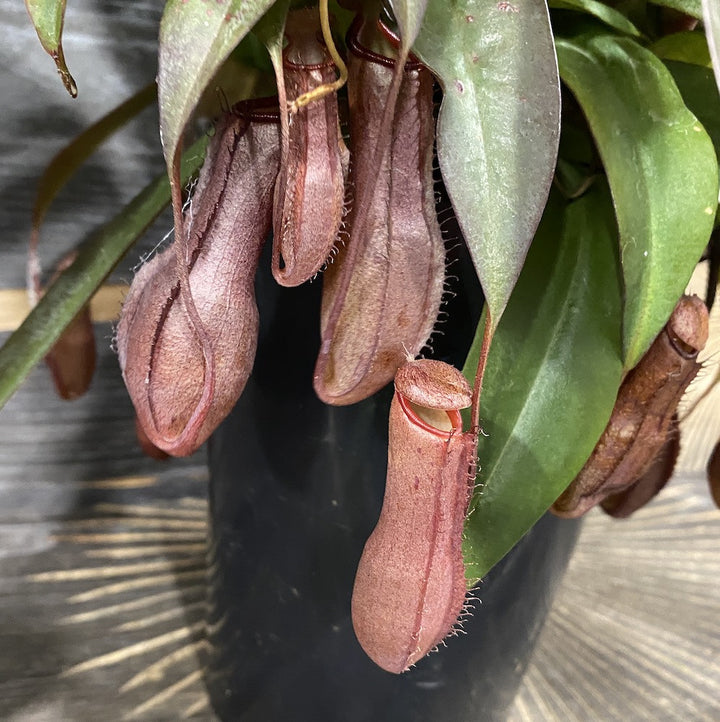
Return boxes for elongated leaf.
[25,0,76,96]
[665,60,720,154]
[704,0,720,94]
[413,0,560,329]
[25,0,63,50]
[0,137,209,410]
[549,0,641,37]
[253,0,289,57]
[462,185,624,583]
[557,32,718,370]
[30,84,157,284]
[33,83,156,227]
[157,0,276,181]
[253,0,289,94]
[389,0,428,52]
[649,0,702,20]
[651,31,711,66]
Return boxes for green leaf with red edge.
[0,136,209,411]
[703,0,720,94]
[157,0,276,194]
[557,31,718,370]
[462,184,624,583]
[24,0,77,97]
[413,0,561,331]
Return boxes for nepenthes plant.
[5,0,720,674]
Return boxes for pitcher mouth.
[397,391,462,438]
[231,97,281,123]
[346,14,424,71]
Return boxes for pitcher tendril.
[289,0,348,114]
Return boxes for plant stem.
[470,311,493,434]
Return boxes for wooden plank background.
[1,2,213,719]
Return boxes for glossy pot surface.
[205,250,580,721]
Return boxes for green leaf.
[648,0,702,20]
[413,0,560,329]
[549,0,641,38]
[24,0,77,97]
[703,0,720,94]
[157,0,276,182]
[31,83,156,251]
[665,60,720,155]
[0,137,209,411]
[327,0,355,38]
[557,32,718,369]
[462,184,624,583]
[555,121,598,198]
[651,31,711,67]
[253,0,289,56]
[236,26,278,75]
[389,0,428,52]
[254,0,290,84]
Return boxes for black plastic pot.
[205,248,580,721]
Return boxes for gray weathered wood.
[1,2,214,718]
